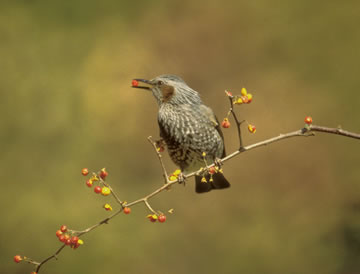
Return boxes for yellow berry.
[248,124,257,133]
[173,169,181,176]
[103,203,112,211]
[246,93,253,103]
[169,175,177,181]
[234,97,243,104]
[101,187,111,196]
[201,177,207,183]
[241,87,248,96]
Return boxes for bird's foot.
[214,158,223,168]
[177,172,186,186]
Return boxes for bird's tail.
[195,172,230,193]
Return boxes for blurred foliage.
[1,1,360,274]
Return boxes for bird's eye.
[157,80,164,85]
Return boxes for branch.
[309,125,360,139]
[15,85,360,273]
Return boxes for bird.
[132,74,230,193]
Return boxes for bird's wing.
[198,105,226,158]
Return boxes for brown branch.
[21,123,359,273]
[309,124,360,139]
[226,93,245,150]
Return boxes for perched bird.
[132,75,230,193]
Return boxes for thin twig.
[309,125,360,139]
[148,136,170,184]
[227,96,244,150]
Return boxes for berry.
[209,166,216,175]
[65,239,72,246]
[246,93,253,103]
[147,214,157,222]
[234,97,243,104]
[221,118,230,128]
[241,95,249,103]
[123,207,131,214]
[99,168,108,179]
[60,225,67,233]
[104,203,113,211]
[58,234,66,243]
[31,272,37,274]
[71,236,79,245]
[81,168,89,176]
[56,230,63,238]
[248,124,256,133]
[14,255,22,263]
[157,146,164,153]
[101,186,111,196]
[241,87,248,96]
[86,180,93,187]
[132,79,139,87]
[305,116,313,125]
[94,186,102,194]
[158,214,166,223]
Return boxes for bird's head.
[132,74,202,106]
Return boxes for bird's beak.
[131,79,153,90]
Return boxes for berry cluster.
[55,225,83,249]
[83,168,111,196]
[147,214,166,223]
[222,88,256,134]
[168,169,181,182]
[83,168,133,216]
[229,88,253,105]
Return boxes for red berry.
[158,214,166,223]
[209,166,216,175]
[149,217,157,222]
[86,180,93,187]
[81,168,89,176]
[123,207,131,214]
[241,95,249,103]
[14,255,22,263]
[65,239,72,246]
[74,241,81,249]
[305,116,313,125]
[56,230,63,238]
[58,234,66,242]
[94,186,102,194]
[60,225,67,233]
[71,236,79,245]
[99,168,108,179]
[221,118,230,129]
[132,79,139,87]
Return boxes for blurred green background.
[2,1,360,273]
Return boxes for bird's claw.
[214,158,223,168]
[177,172,186,186]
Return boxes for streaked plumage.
[132,75,230,193]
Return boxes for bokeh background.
[2,1,360,273]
